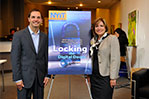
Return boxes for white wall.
[0,42,12,52]
[121,0,149,68]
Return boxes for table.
[0,59,7,92]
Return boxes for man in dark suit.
[11,9,49,99]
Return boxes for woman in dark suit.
[114,28,128,57]
[114,28,129,78]
[90,17,120,99]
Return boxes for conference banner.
[48,10,92,75]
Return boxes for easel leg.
[0,63,5,92]
[47,75,55,99]
[69,75,71,99]
[84,75,93,99]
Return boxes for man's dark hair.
[28,9,43,19]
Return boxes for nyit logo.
[49,11,67,20]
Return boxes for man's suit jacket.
[11,27,48,88]
[90,35,120,79]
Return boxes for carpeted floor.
[0,72,131,99]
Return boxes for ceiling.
[25,0,120,9]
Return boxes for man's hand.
[16,80,24,91]
[87,75,90,83]
[43,77,49,87]
[110,79,116,88]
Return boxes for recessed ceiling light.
[98,1,101,3]
[48,1,52,4]
[79,3,83,7]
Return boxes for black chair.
[132,69,149,99]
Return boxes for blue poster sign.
[48,11,92,75]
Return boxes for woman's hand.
[110,79,116,88]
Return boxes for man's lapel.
[24,27,36,54]
[38,32,43,54]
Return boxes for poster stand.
[84,74,93,99]
[47,75,55,99]
[47,74,92,99]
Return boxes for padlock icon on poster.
[60,22,81,68]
